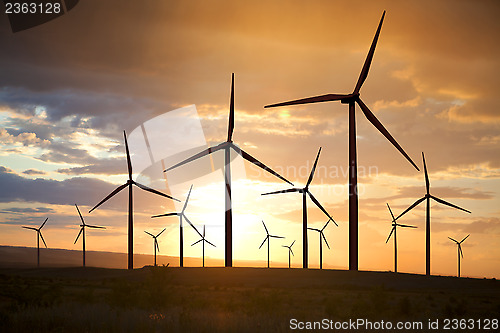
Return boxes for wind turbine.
[385,203,416,273]
[191,225,216,267]
[265,11,419,271]
[89,131,180,270]
[396,152,471,276]
[151,184,202,267]
[448,234,469,278]
[262,147,337,268]
[282,240,295,268]
[74,204,106,267]
[21,218,48,267]
[307,219,333,269]
[144,228,166,267]
[165,73,293,267]
[259,220,284,268]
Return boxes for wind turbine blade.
[156,239,160,252]
[290,248,294,256]
[134,181,180,202]
[75,204,85,225]
[89,182,129,213]
[422,152,430,194]
[395,196,426,220]
[205,239,216,247]
[321,220,330,232]
[239,148,293,186]
[182,184,194,213]
[39,231,47,248]
[259,237,268,249]
[40,217,48,229]
[430,195,471,213]
[144,231,155,237]
[157,228,167,237]
[191,239,203,246]
[265,94,349,108]
[387,203,396,221]
[306,147,322,187]
[151,212,179,218]
[22,226,38,231]
[270,235,285,239]
[307,192,338,226]
[261,188,300,195]
[227,73,235,142]
[164,144,225,172]
[183,215,203,238]
[386,227,395,243]
[448,237,459,243]
[460,234,470,243]
[290,240,296,247]
[262,220,269,235]
[354,11,386,94]
[322,232,330,249]
[86,225,106,229]
[398,224,417,228]
[459,244,463,258]
[124,131,133,181]
[307,228,320,232]
[203,225,205,237]
[74,228,83,244]
[357,98,419,171]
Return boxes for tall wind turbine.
[89,131,180,270]
[21,218,48,267]
[74,204,106,267]
[151,185,202,267]
[262,147,337,268]
[385,203,416,273]
[282,240,295,268]
[259,220,284,268]
[448,234,469,278]
[191,225,216,267]
[165,74,293,267]
[307,219,332,269]
[144,228,166,267]
[265,11,419,271]
[396,153,471,275]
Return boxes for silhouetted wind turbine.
[21,218,48,267]
[282,240,295,268]
[89,131,180,270]
[448,234,469,278]
[396,152,471,276]
[74,204,105,267]
[144,228,166,267]
[265,11,419,271]
[191,225,216,267]
[308,219,332,269]
[259,220,284,268]
[262,147,337,268]
[151,184,202,267]
[385,203,416,273]
[165,73,293,267]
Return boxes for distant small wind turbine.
[89,131,180,270]
[265,11,420,272]
[308,219,333,269]
[165,73,293,268]
[191,225,216,267]
[152,184,202,267]
[396,152,471,276]
[385,203,416,273]
[259,220,284,268]
[74,204,105,267]
[22,218,48,267]
[282,240,295,268]
[262,147,337,269]
[144,228,166,267]
[448,234,470,277]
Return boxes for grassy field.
[0,266,498,332]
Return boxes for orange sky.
[0,0,499,278]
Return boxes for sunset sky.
[0,0,499,278]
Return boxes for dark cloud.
[22,169,46,176]
[0,207,54,214]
